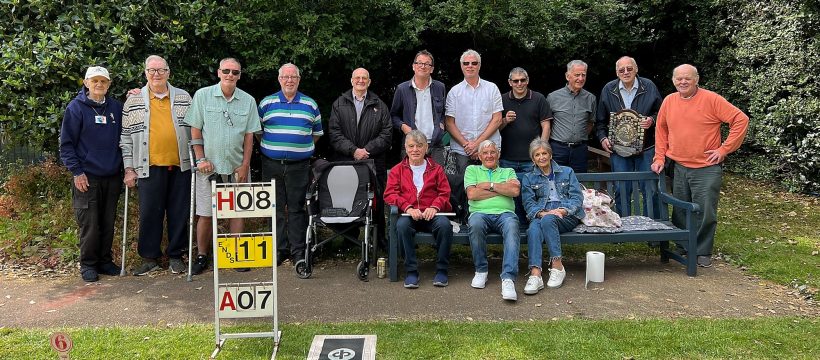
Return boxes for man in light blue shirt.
[184,57,261,275]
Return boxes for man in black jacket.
[328,67,393,245]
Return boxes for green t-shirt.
[464,165,517,214]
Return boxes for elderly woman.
[521,138,584,294]
[59,66,124,282]
[384,130,453,289]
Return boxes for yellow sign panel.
[216,235,274,268]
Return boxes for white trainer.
[547,267,566,288]
[523,275,544,295]
[471,272,488,289]
[501,279,517,301]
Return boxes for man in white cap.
[60,66,124,282]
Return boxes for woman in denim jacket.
[520,138,584,294]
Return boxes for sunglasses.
[509,78,528,84]
[223,110,234,127]
[461,61,479,66]
[220,69,241,76]
[617,66,635,74]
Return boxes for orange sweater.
[653,88,749,169]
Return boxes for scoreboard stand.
[209,180,279,359]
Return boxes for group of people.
[59,50,748,304]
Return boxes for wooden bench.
[388,171,701,281]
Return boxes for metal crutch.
[120,185,129,276]
[187,139,203,281]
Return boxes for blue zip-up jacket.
[59,89,123,177]
[521,160,585,221]
[595,76,663,150]
[390,78,447,146]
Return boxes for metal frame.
[209,180,279,360]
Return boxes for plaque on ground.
[307,335,377,360]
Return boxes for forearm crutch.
[120,185,129,276]
[187,138,203,282]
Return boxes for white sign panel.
[217,283,275,319]
[214,183,275,218]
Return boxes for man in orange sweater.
[650,64,749,268]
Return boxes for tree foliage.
[1,0,819,192]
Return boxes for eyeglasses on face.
[509,78,528,84]
[617,66,635,74]
[223,110,234,127]
[462,61,479,66]
[279,75,300,81]
[220,69,241,76]
[146,68,169,75]
[413,61,433,68]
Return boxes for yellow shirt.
[148,92,180,166]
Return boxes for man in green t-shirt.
[464,140,521,301]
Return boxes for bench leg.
[389,223,399,282]
[659,241,670,263]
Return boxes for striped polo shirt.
[258,91,323,160]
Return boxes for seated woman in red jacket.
[384,130,453,289]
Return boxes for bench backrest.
[576,171,669,221]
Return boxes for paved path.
[2,256,816,328]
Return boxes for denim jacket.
[521,160,585,221]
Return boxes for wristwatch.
[489,182,495,192]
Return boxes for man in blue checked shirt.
[257,63,323,265]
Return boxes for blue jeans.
[610,148,660,218]
[549,140,587,173]
[499,159,533,226]
[396,215,453,273]
[468,212,520,280]
[526,214,579,270]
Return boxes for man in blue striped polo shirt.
[258,63,323,265]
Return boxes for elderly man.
[596,56,663,216]
[500,67,552,223]
[60,66,123,282]
[651,64,749,268]
[121,55,192,276]
[465,140,521,301]
[184,58,261,275]
[258,63,323,265]
[328,67,392,245]
[445,49,504,222]
[390,50,448,165]
[546,60,596,173]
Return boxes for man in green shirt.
[465,140,521,301]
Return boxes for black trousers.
[261,157,310,258]
[137,166,191,260]
[73,174,122,270]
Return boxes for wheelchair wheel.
[295,259,312,279]
[356,261,369,281]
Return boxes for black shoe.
[81,268,99,282]
[97,262,121,276]
[132,260,161,276]
[697,255,713,268]
[276,252,290,266]
[191,255,208,275]
[235,268,251,272]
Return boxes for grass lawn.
[1,318,818,359]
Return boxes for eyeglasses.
[220,69,241,76]
[413,61,433,68]
[617,66,635,74]
[223,110,233,127]
[146,68,169,75]
[279,75,300,81]
[462,61,479,66]
[509,78,528,84]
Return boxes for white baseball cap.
[85,66,110,80]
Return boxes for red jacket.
[384,157,452,213]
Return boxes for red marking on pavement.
[40,285,103,311]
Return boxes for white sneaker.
[501,279,517,301]
[523,275,544,295]
[471,272,488,289]
[547,267,566,288]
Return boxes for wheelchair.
[295,159,380,281]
